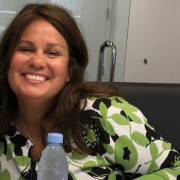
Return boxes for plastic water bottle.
[37,133,68,180]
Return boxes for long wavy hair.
[0,3,120,152]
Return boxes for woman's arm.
[94,96,180,180]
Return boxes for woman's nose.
[28,53,46,69]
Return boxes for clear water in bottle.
[37,133,68,180]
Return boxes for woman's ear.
[67,68,72,82]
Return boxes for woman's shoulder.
[80,96,147,124]
[83,96,140,112]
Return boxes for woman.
[0,3,180,180]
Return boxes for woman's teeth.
[25,74,46,81]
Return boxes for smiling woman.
[0,3,180,180]
[8,19,70,101]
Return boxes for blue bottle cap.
[47,133,63,144]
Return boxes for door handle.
[97,41,117,82]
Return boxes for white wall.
[125,0,180,83]
[80,0,109,82]
[113,0,130,82]
[81,0,131,82]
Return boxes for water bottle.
[37,133,68,180]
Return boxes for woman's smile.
[24,73,48,82]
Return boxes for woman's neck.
[14,98,54,141]
[17,97,55,122]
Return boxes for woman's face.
[8,19,71,102]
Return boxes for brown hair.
[0,3,120,152]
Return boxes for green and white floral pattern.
[1,96,180,180]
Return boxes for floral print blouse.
[0,96,180,180]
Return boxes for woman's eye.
[20,47,32,54]
[47,51,59,57]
